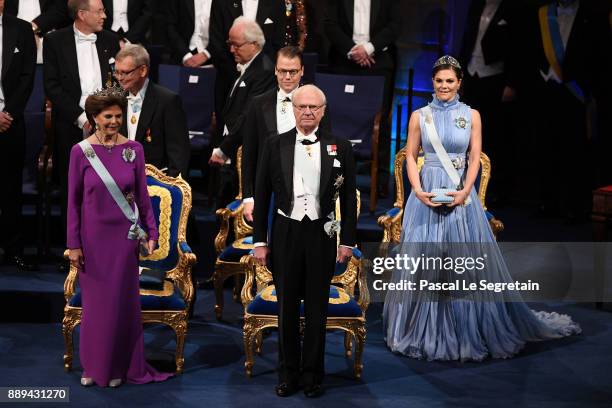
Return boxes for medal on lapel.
[145,128,152,143]
[327,144,337,156]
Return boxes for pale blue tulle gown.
[382,95,581,361]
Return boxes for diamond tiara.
[89,85,127,98]
[433,55,462,70]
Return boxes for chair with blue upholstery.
[158,64,217,168]
[240,191,370,378]
[211,147,254,320]
[314,72,385,213]
[377,148,504,243]
[62,164,197,374]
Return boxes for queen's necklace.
[95,131,117,153]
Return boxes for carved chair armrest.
[62,249,79,302]
[214,199,243,254]
[240,254,256,308]
[356,258,371,313]
[377,206,403,244]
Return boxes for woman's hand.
[146,239,157,255]
[415,190,443,208]
[68,248,84,269]
[446,189,470,207]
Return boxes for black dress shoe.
[275,382,299,397]
[303,384,324,398]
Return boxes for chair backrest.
[140,165,193,284]
[302,52,318,85]
[158,64,216,139]
[392,148,491,210]
[25,66,44,113]
[314,73,385,158]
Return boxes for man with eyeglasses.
[241,45,330,222]
[208,16,275,208]
[114,44,189,177]
[253,84,356,398]
[44,0,120,257]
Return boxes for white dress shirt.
[74,25,103,129]
[183,0,213,63]
[284,128,321,221]
[242,0,259,21]
[541,0,579,83]
[111,0,130,34]
[467,0,504,78]
[127,78,149,140]
[352,0,374,56]
[0,16,5,111]
[276,88,296,134]
[17,0,41,22]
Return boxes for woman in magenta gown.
[67,91,172,387]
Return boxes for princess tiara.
[89,85,127,98]
[433,55,462,70]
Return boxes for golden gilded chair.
[240,191,370,378]
[377,148,504,243]
[62,164,197,374]
[211,147,254,320]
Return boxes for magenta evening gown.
[67,140,172,386]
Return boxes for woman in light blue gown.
[382,56,581,361]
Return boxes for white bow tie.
[236,64,246,74]
[76,32,97,44]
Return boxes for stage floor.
[1,269,611,407]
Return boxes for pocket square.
[14,47,20,53]
[264,18,273,24]
[239,81,246,87]
[497,19,508,26]
[333,159,341,168]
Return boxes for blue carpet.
[1,278,611,407]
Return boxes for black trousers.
[0,117,26,256]
[462,72,516,200]
[532,79,590,216]
[271,214,336,386]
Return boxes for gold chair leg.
[213,268,224,321]
[354,325,366,379]
[174,322,187,374]
[232,274,242,303]
[255,331,263,355]
[62,315,77,372]
[243,318,256,377]
[344,331,353,357]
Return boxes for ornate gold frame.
[377,148,504,243]
[212,147,254,320]
[62,165,197,374]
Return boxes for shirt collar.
[296,127,319,142]
[129,78,149,100]
[278,86,298,101]
[237,50,261,74]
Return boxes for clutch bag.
[430,188,455,203]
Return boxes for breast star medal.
[454,116,468,129]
